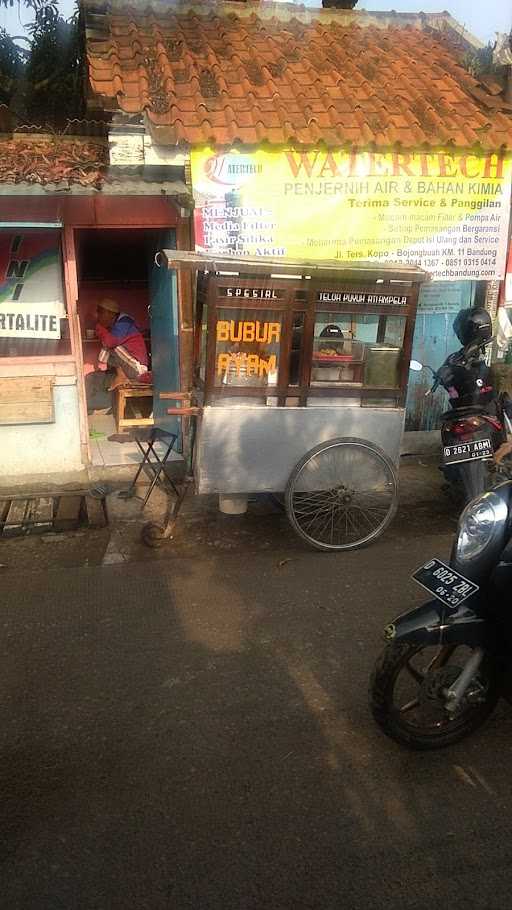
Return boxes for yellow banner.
[191,148,512,281]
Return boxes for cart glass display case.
[311,312,406,389]
[193,263,419,408]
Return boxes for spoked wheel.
[285,437,398,551]
[370,642,499,750]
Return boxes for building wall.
[405,281,476,431]
[0,377,82,477]
[0,195,183,481]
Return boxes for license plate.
[443,438,493,465]
[412,559,479,609]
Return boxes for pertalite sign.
[191,149,512,281]
[0,231,64,339]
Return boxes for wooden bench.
[113,384,154,432]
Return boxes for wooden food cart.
[148,252,428,551]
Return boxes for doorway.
[75,228,178,468]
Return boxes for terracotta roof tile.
[0,136,108,187]
[85,3,512,149]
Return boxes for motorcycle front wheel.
[370,642,499,750]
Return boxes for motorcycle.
[410,342,512,501]
[369,478,512,749]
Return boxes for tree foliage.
[0,0,85,126]
[463,42,504,79]
[25,1,85,125]
[0,28,24,104]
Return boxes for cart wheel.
[141,522,170,549]
[285,437,398,552]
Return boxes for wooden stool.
[113,384,154,432]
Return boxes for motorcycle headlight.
[455,491,507,562]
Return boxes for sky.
[356,0,512,44]
[0,0,511,45]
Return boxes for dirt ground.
[0,456,455,575]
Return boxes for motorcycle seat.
[441,406,491,420]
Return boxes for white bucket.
[218,493,248,515]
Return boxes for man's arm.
[95,322,122,349]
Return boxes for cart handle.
[166,406,201,416]
[159,392,201,416]
[159,392,195,401]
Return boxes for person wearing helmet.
[452,307,512,466]
[449,306,495,405]
[453,307,493,350]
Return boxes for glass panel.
[312,312,368,386]
[382,315,406,347]
[0,229,71,357]
[312,312,405,388]
[289,312,305,386]
[214,307,281,388]
[365,316,405,388]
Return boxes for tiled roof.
[0,136,108,187]
[0,133,193,199]
[84,1,512,149]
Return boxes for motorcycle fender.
[385,599,488,648]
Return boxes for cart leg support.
[141,479,191,549]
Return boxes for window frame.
[200,274,419,407]
[0,227,73,364]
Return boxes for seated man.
[95,298,150,391]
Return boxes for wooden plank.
[0,500,10,527]
[54,495,82,531]
[24,499,39,531]
[32,497,54,531]
[114,386,153,432]
[85,496,107,529]
[176,217,195,396]
[23,498,53,533]
[0,376,54,401]
[3,500,28,537]
[0,376,54,425]
[162,249,427,282]
[205,284,217,405]
[118,416,154,427]
[0,362,76,378]
[0,401,55,425]
[63,224,90,466]
[119,388,153,398]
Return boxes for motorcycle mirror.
[409,360,423,372]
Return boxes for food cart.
[148,251,428,551]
